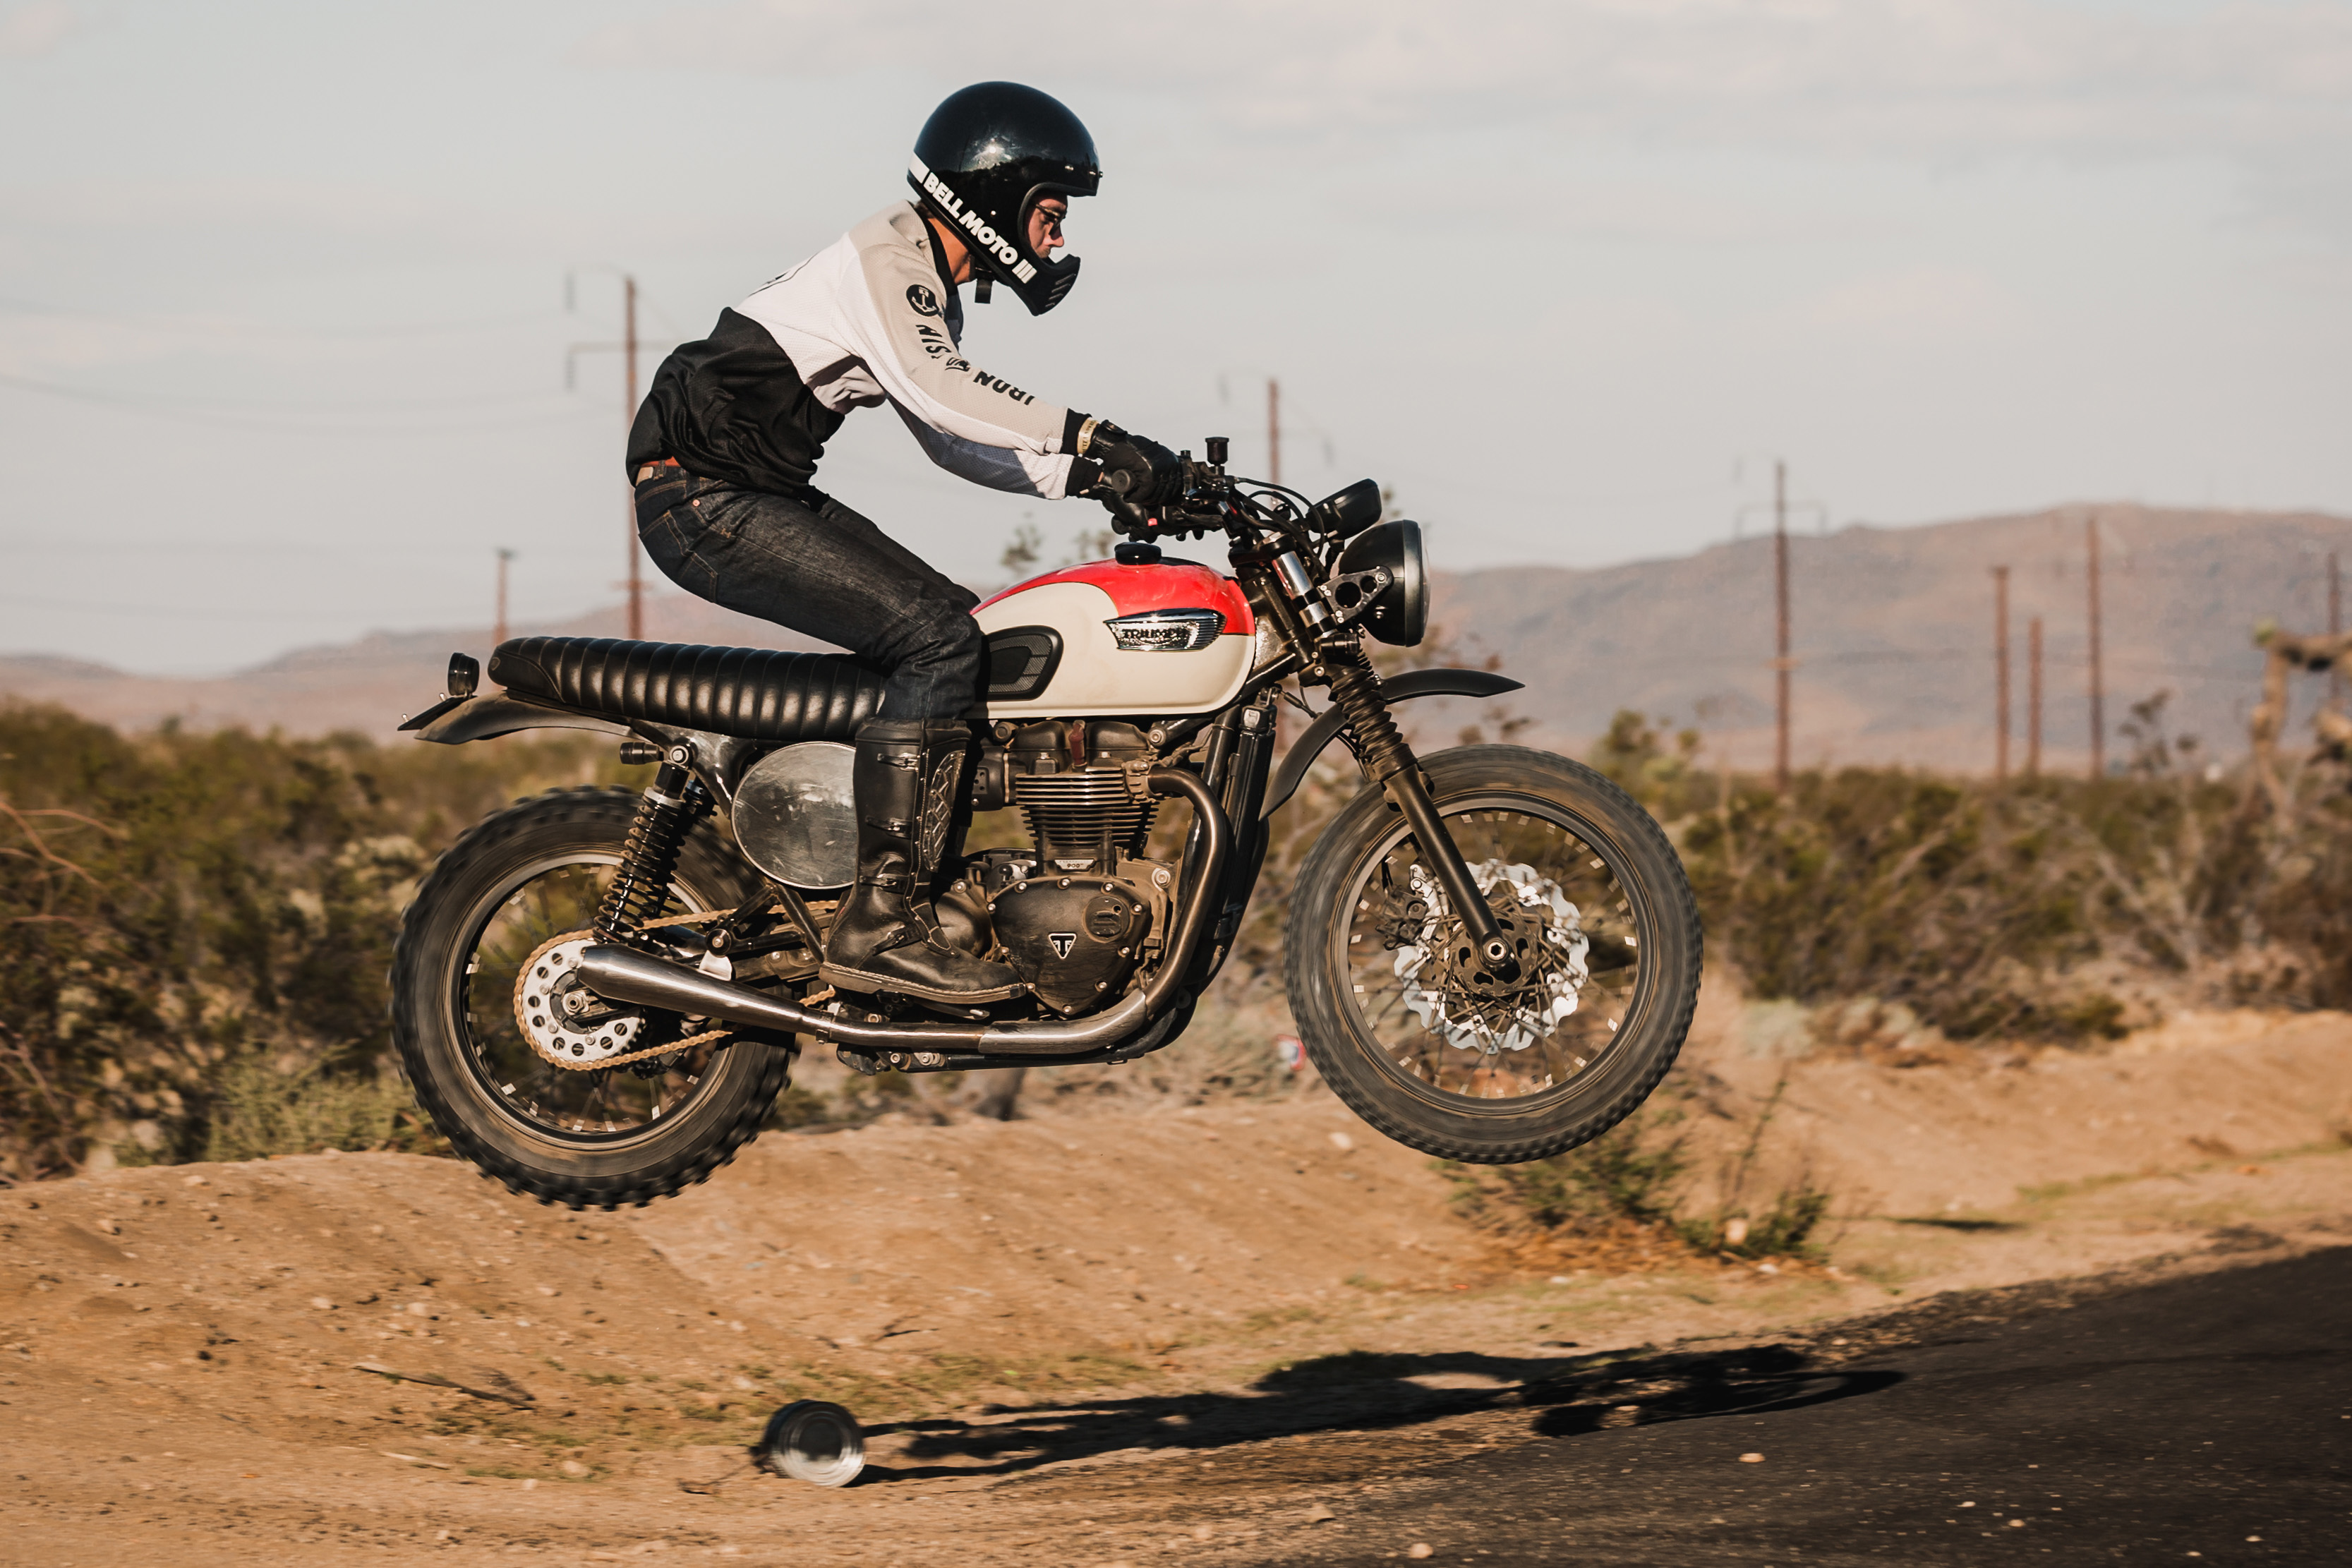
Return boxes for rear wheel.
[1284,746,1701,1164]
[391,787,792,1209]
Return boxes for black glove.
[1077,424,1181,508]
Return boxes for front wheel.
[1285,745,1701,1164]
[391,787,793,1209]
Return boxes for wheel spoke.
[453,854,728,1143]
[1337,792,1646,1111]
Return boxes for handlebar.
[1099,442,1290,545]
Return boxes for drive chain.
[516,916,736,1072]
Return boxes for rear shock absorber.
[595,756,706,943]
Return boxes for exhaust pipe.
[577,766,1229,1059]
[577,946,988,1049]
[577,943,1157,1055]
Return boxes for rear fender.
[1260,668,1523,819]
[406,694,630,746]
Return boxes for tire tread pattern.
[1284,746,1701,1166]
[392,786,790,1210]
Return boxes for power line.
[0,373,603,435]
[0,590,356,626]
[1992,564,2011,781]
[567,272,649,639]
[0,297,569,341]
[1775,461,1792,792]
[1267,377,1280,488]
[0,368,586,414]
[2029,617,2045,776]
[2087,514,2106,778]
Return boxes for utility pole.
[1991,565,2010,781]
[567,271,650,641]
[2332,551,2342,705]
[624,276,642,641]
[2086,515,2104,779]
[1774,459,1792,793]
[2027,616,2044,778]
[1267,377,1281,487]
[494,548,515,649]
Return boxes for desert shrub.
[1603,689,2352,1043]
[1449,1114,1689,1236]
[1439,1110,1692,1258]
[18,671,2352,1180]
[0,703,636,1179]
[196,1055,438,1164]
[1680,1183,1832,1261]
[1443,1104,1831,1267]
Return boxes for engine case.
[977,859,1166,1015]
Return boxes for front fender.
[1260,667,1524,819]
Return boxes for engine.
[963,720,1174,1015]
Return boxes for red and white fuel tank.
[975,558,1256,718]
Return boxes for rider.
[625,82,1181,1007]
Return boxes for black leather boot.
[821,718,1022,1005]
[924,725,998,958]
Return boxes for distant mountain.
[1423,502,2352,772]
[6,502,2346,771]
[0,595,828,740]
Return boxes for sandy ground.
[4,1001,2348,1566]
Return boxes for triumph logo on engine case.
[1047,931,1078,960]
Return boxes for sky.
[1,0,2347,675]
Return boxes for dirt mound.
[5,1011,2350,1564]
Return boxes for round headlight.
[1334,520,1428,646]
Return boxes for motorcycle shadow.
[850,1341,1904,1485]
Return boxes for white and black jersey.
[627,203,1088,501]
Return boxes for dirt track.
[4,1005,2348,1565]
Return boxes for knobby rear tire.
[391,786,791,1210]
[1284,745,1701,1165]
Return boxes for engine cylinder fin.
[1013,767,1157,868]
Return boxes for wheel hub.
[514,931,651,1068]
[1388,860,1593,1055]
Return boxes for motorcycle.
[390,438,1701,1209]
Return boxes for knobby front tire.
[1284,746,1701,1165]
[391,787,792,1210]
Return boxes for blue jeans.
[634,469,985,721]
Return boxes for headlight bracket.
[1332,520,1428,646]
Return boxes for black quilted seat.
[488,637,885,743]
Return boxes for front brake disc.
[1392,860,1592,1055]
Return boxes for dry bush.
[0,703,639,1178]
[1595,694,2352,1046]
[1441,1091,1833,1272]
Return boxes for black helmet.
[907,82,1100,316]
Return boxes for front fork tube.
[1319,641,1518,977]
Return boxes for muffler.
[577,943,1158,1054]
[579,945,981,1049]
